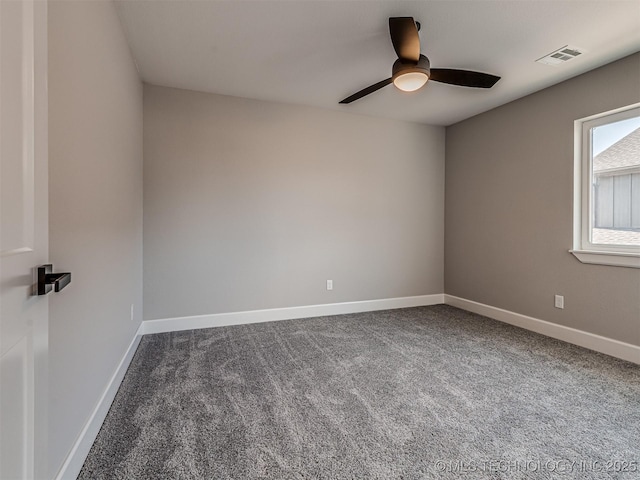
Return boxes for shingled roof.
[593,126,640,173]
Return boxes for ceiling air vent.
[536,45,586,66]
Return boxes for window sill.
[570,249,640,269]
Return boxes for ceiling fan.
[339,17,500,104]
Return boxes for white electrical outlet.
[326,280,333,291]
[131,304,135,321]
[554,295,564,309]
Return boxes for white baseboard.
[54,326,144,480]
[444,294,640,365]
[141,294,445,335]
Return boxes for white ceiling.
[115,0,640,126]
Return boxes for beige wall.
[143,85,444,320]
[445,53,640,346]
[48,1,143,476]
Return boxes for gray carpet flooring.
[79,305,640,479]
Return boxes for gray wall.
[48,1,143,476]
[144,85,444,320]
[445,53,640,346]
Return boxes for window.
[572,103,640,268]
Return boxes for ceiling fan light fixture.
[391,54,431,93]
[338,18,501,104]
[393,71,429,92]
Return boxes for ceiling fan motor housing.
[392,54,431,82]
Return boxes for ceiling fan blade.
[429,69,500,88]
[389,17,420,62]
[339,78,393,104]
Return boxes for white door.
[1,0,49,478]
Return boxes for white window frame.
[571,103,640,269]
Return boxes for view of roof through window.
[591,115,640,247]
